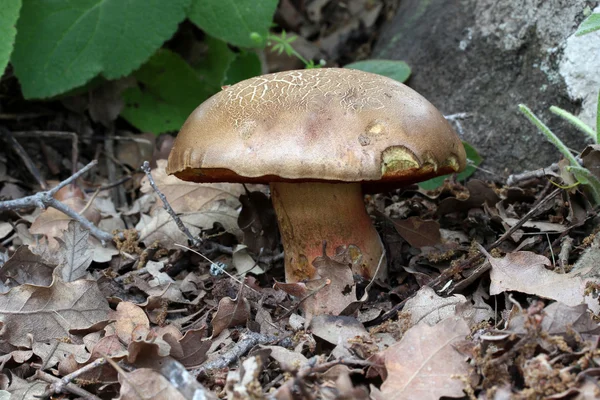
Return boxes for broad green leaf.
[121,49,215,134]
[12,0,191,99]
[223,52,262,85]
[575,13,600,36]
[188,0,278,48]
[344,60,411,83]
[195,36,237,89]
[0,0,21,77]
[419,142,482,190]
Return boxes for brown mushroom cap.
[167,68,466,185]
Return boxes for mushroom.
[167,68,466,282]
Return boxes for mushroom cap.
[167,68,466,185]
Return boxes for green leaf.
[195,36,237,89]
[344,60,411,83]
[12,0,191,99]
[121,49,215,134]
[575,13,600,36]
[0,0,21,77]
[188,0,278,48]
[419,142,482,190]
[223,52,262,85]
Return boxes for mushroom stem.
[270,182,385,282]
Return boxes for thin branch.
[2,127,48,190]
[507,163,560,186]
[191,331,279,378]
[12,130,78,176]
[0,160,114,245]
[141,161,200,246]
[35,370,102,400]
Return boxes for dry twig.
[35,369,102,400]
[191,331,281,378]
[141,160,200,246]
[0,159,114,244]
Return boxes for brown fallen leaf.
[6,375,46,399]
[0,277,111,347]
[56,220,93,282]
[117,368,186,400]
[0,245,54,289]
[211,296,250,338]
[391,216,441,248]
[403,286,481,327]
[379,317,472,400]
[32,340,89,369]
[113,302,150,344]
[261,345,309,371]
[176,328,211,368]
[141,159,245,214]
[487,251,595,310]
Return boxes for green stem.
[519,104,580,166]
[567,166,600,204]
[549,106,596,143]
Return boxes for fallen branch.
[0,159,114,245]
[35,369,102,400]
[141,161,200,247]
[191,331,282,378]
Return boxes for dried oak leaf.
[113,302,150,344]
[117,368,186,400]
[379,317,472,400]
[403,286,475,327]
[176,328,211,368]
[56,220,93,282]
[488,251,597,311]
[211,296,251,338]
[6,375,46,399]
[141,159,245,214]
[137,206,240,248]
[0,278,111,347]
[391,216,441,248]
[32,340,89,369]
[0,245,54,288]
[275,250,357,320]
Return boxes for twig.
[105,127,127,208]
[2,127,48,190]
[558,236,574,273]
[0,160,114,245]
[507,163,560,186]
[175,243,261,295]
[486,188,561,250]
[34,370,102,400]
[191,331,279,378]
[46,358,106,396]
[12,130,79,176]
[203,241,284,265]
[142,161,201,247]
[84,175,132,193]
[159,358,218,400]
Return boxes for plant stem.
[549,106,597,143]
[519,104,580,166]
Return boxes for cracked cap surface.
[167,68,466,185]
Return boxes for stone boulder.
[374,0,600,178]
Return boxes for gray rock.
[374,0,600,178]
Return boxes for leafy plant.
[419,142,482,190]
[345,59,411,83]
[1,0,279,134]
[519,104,600,204]
[575,12,600,36]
